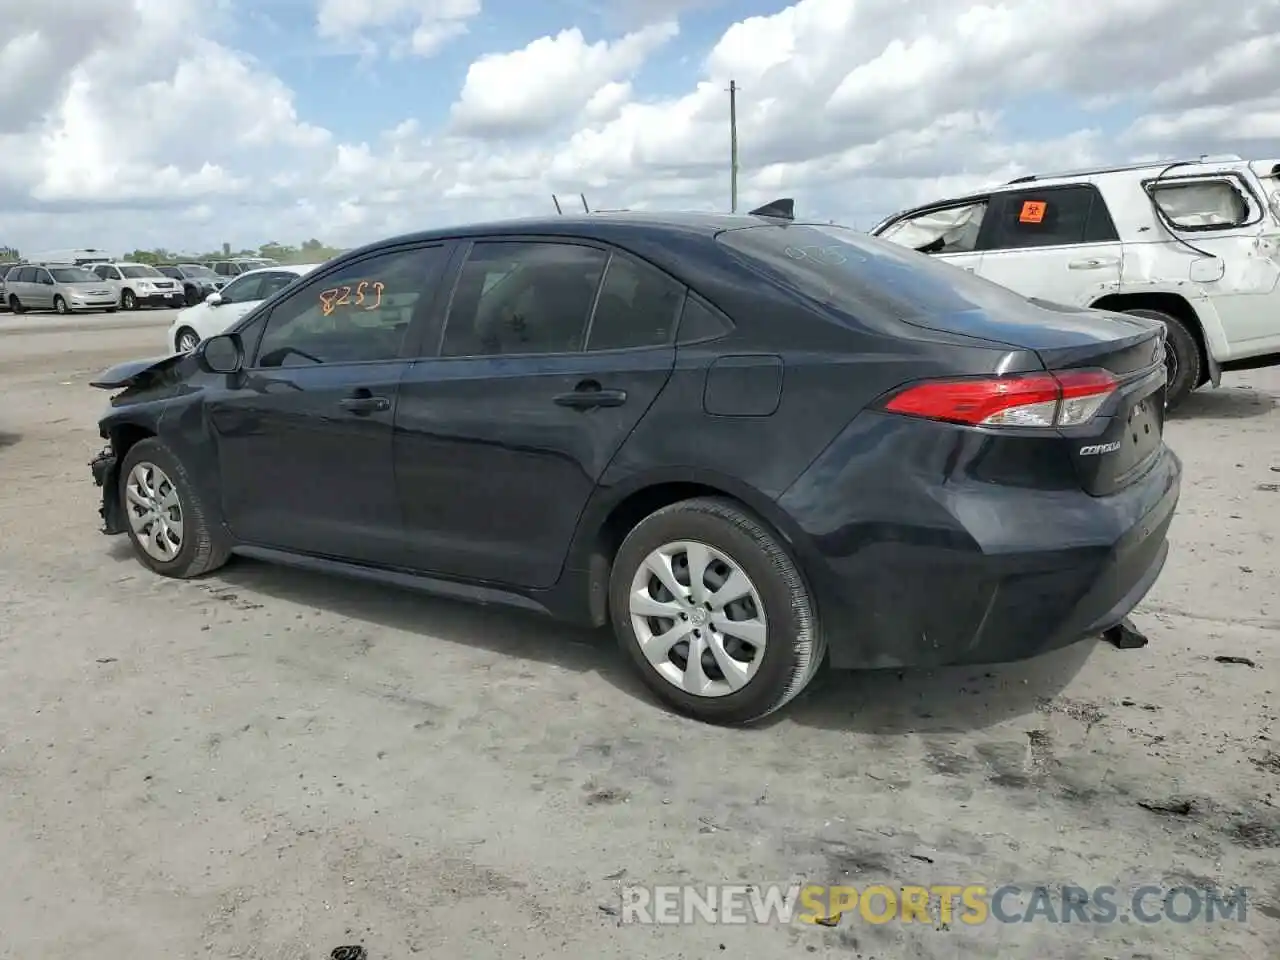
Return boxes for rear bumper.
[777,414,1182,670]
[138,292,186,307]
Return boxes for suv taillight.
[880,369,1117,428]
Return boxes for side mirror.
[200,334,243,374]
[205,291,223,306]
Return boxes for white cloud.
[0,0,1278,252]
[450,22,679,136]
[315,0,481,58]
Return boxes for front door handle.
[554,380,627,409]
[339,392,390,414]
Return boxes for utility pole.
[728,79,739,213]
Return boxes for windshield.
[119,265,163,279]
[50,267,100,283]
[717,222,1039,323]
[178,263,217,278]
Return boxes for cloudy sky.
[1,0,1277,255]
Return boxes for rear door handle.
[553,380,627,409]
[1068,257,1120,270]
[339,393,390,414]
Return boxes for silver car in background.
[4,264,119,314]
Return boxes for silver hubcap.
[178,331,198,352]
[628,540,768,697]
[125,462,184,562]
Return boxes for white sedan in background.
[167,263,321,353]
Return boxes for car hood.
[89,352,185,390]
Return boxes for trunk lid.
[902,298,1167,497]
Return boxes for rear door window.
[585,253,684,351]
[983,185,1118,250]
[440,241,607,357]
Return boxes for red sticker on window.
[1019,200,1047,224]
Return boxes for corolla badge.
[1079,441,1122,456]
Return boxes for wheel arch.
[1090,291,1211,386]
[568,469,808,628]
[99,421,157,533]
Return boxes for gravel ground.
[1,313,1277,960]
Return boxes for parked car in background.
[90,207,1179,725]
[871,155,1280,408]
[156,263,228,306]
[25,248,112,267]
[0,263,19,311]
[167,263,318,352]
[91,262,186,310]
[207,258,277,278]
[5,263,118,314]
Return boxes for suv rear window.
[717,223,1034,323]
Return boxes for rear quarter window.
[716,223,1034,324]
[1150,178,1253,230]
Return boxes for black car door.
[393,238,683,588]
[204,242,453,565]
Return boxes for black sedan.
[86,206,1180,724]
[156,263,227,306]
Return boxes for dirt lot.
[1,312,1277,959]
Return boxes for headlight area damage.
[87,351,188,536]
[89,442,124,535]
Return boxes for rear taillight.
[881,369,1117,428]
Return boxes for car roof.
[236,263,320,277]
[348,210,811,251]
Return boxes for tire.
[1122,307,1200,410]
[54,295,70,315]
[9,295,22,314]
[121,289,137,310]
[175,327,200,352]
[609,497,825,725]
[118,437,231,579]
[184,285,200,306]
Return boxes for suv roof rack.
[1006,155,1245,185]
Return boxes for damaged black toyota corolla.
[88,204,1181,725]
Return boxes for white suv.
[871,156,1280,408]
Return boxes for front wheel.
[54,295,70,315]
[8,295,22,314]
[609,497,825,725]
[175,327,199,352]
[121,289,138,310]
[118,438,230,579]
[1122,307,1201,410]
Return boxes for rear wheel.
[1122,307,1200,410]
[119,438,230,579]
[8,295,22,314]
[609,497,825,725]
[54,295,70,315]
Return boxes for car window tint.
[16,267,34,282]
[986,186,1113,250]
[253,245,444,368]
[220,274,265,303]
[256,271,299,300]
[585,253,683,351]
[440,241,607,357]
[676,295,733,343]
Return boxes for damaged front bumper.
[90,444,126,535]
